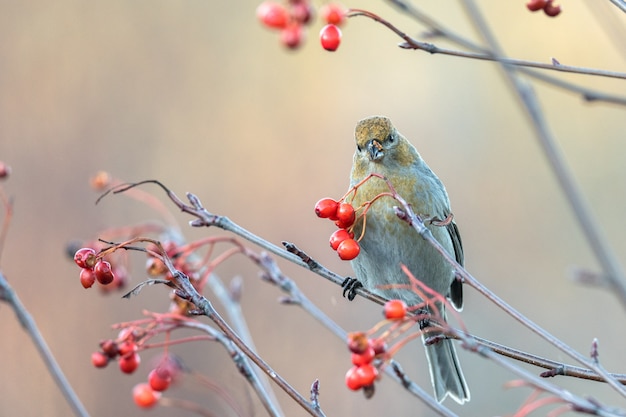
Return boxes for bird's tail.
[424,335,470,404]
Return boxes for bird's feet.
[415,308,431,330]
[341,277,363,301]
[426,212,454,227]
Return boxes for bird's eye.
[356,144,362,152]
[386,134,395,143]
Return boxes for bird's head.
[354,116,415,168]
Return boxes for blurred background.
[1,0,626,415]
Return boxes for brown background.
[1,1,626,416]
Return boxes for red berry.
[314,198,339,218]
[155,354,183,383]
[320,24,341,51]
[355,363,378,386]
[118,341,137,357]
[74,247,96,269]
[133,383,160,408]
[345,364,378,390]
[100,339,118,358]
[257,1,289,29]
[329,229,352,250]
[148,368,172,392]
[351,346,375,366]
[91,351,109,368]
[347,331,369,354]
[94,260,115,285]
[320,3,346,25]
[526,0,547,11]
[80,268,96,289]
[119,352,141,374]
[280,23,303,49]
[291,1,313,24]
[345,366,363,390]
[0,161,11,179]
[384,299,408,320]
[337,238,360,260]
[370,338,387,355]
[543,1,561,16]
[335,203,355,227]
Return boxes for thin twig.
[175,320,282,417]
[0,271,90,417]
[252,250,457,416]
[143,243,326,417]
[346,9,626,80]
[392,177,626,400]
[385,0,626,106]
[457,0,626,317]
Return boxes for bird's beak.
[367,139,384,161]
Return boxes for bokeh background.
[1,1,626,416]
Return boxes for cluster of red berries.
[74,247,117,289]
[91,329,143,374]
[344,300,408,392]
[314,198,360,260]
[526,0,561,16]
[256,1,345,51]
[345,332,383,392]
[91,327,180,408]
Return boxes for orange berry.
[384,299,407,320]
[320,3,346,25]
[133,383,160,408]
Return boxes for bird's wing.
[447,221,464,310]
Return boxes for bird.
[346,115,469,404]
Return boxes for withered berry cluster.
[74,248,115,288]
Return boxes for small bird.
[346,115,469,404]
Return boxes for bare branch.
[0,271,90,417]
[346,9,626,80]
